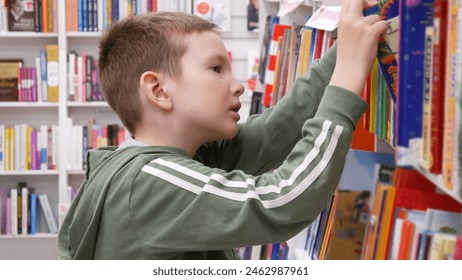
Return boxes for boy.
[58,0,388,259]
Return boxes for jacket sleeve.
[195,43,338,175]
[130,87,367,257]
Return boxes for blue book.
[396,0,435,166]
[78,0,84,31]
[112,0,119,23]
[83,0,88,31]
[30,193,37,234]
[39,50,48,102]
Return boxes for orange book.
[66,0,78,32]
[362,183,389,259]
[42,0,49,32]
[397,220,415,259]
[374,183,396,259]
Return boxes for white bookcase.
[0,0,258,259]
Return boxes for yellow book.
[26,126,33,170]
[295,29,312,78]
[108,0,112,25]
[46,45,59,102]
[442,4,459,190]
[374,184,396,259]
[9,127,15,171]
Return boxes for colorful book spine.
[396,0,435,166]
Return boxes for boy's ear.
[140,71,173,112]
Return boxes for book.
[263,23,292,107]
[396,0,435,166]
[0,59,23,102]
[454,235,462,260]
[10,188,17,235]
[363,0,399,101]
[38,193,57,233]
[7,0,35,31]
[428,0,448,174]
[46,44,59,102]
[29,192,37,234]
[20,182,28,234]
[193,0,231,32]
[429,232,457,259]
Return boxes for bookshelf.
[256,0,462,260]
[0,0,258,259]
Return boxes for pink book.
[454,235,462,260]
[31,129,37,170]
[31,67,37,102]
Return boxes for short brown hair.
[98,12,217,135]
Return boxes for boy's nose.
[232,80,245,97]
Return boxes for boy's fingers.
[363,0,378,9]
[350,0,365,15]
[364,14,382,25]
[372,20,390,36]
[341,0,351,15]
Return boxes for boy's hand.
[329,0,389,95]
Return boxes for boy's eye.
[211,66,221,73]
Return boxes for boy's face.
[165,31,244,143]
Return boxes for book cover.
[20,184,28,234]
[10,188,17,235]
[38,193,57,233]
[363,0,399,101]
[0,188,7,234]
[193,0,231,31]
[263,23,292,107]
[7,0,35,31]
[0,125,4,170]
[429,0,448,174]
[453,235,462,260]
[397,219,415,259]
[396,0,434,166]
[29,192,37,234]
[429,232,457,259]
[46,44,59,102]
[0,59,23,102]
[421,25,434,169]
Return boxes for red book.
[313,29,325,60]
[397,220,415,259]
[429,0,448,174]
[263,24,292,107]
